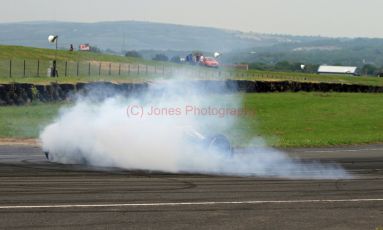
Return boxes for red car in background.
[201,57,220,68]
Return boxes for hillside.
[2,21,383,67]
[0,21,319,53]
[225,38,383,67]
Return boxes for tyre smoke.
[40,80,350,179]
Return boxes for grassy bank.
[1,92,382,147]
[1,45,383,86]
[0,45,147,63]
[0,45,173,83]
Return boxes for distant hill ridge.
[0,21,320,52]
[1,21,383,66]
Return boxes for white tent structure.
[317,65,359,76]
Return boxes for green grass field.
[237,69,383,86]
[0,103,64,138]
[1,92,382,147]
[1,45,383,86]
[236,92,383,147]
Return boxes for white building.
[317,65,359,76]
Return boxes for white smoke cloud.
[40,80,350,179]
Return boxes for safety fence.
[0,59,369,85]
[0,59,172,77]
[0,59,240,79]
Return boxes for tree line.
[125,51,182,63]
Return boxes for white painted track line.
[1,199,383,210]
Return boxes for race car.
[185,53,221,68]
[43,127,233,164]
[201,57,220,68]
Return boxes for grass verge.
[0,93,382,147]
[236,92,383,147]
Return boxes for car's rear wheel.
[206,134,233,156]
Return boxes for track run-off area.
[0,144,382,229]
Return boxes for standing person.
[196,54,200,63]
[69,44,74,52]
[51,60,58,77]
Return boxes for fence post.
[9,60,12,78]
[65,61,67,77]
[138,64,140,75]
[37,60,40,77]
[23,60,26,77]
[88,62,91,76]
[109,63,111,75]
[128,64,131,75]
[118,64,121,76]
[99,62,101,76]
[76,62,79,76]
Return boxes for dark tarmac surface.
[0,145,382,230]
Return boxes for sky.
[0,0,382,38]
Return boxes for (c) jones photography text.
[127,105,256,118]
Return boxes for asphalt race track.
[0,144,382,230]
